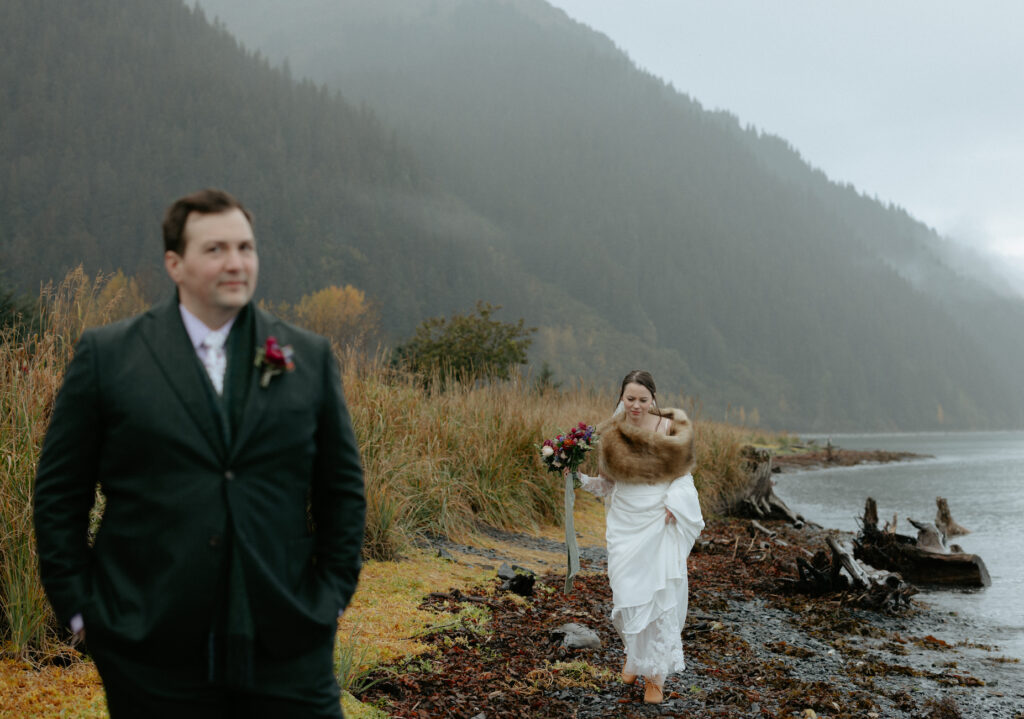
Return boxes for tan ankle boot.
[643,678,663,704]
[621,668,637,685]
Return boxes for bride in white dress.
[578,370,704,704]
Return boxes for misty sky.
[546,0,1024,275]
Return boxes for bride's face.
[621,382,653,424]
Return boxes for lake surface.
[774,431,1024,660]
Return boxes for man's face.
[164,208,259,329]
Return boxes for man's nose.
[223,247,244,270]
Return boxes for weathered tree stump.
[935,496,970,536]
[855,498,990,588]
[730,446,810,527]
[863,497,879,531]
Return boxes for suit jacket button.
[209,534,222,548]
[224,470,235,480]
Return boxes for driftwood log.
[854,498,990,588]
[731,446,811,527]
[789,532,916,612]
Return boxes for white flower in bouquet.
[538,423,598,475]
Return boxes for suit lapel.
[139,298,228,461]
[228,307,274,462]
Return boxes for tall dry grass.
[0,268,132,661]
[690,419,760,516]
[341,360,611,559]
[1,269,768,660]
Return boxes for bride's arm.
[576,471,614,497]
[664,473,705,539]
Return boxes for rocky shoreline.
[364,517,1023,718]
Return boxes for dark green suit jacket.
[34,298,365,688]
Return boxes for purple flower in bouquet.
[539,422,598,475]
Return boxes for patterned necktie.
[200,329,228,395]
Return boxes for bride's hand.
[665,507,676,524]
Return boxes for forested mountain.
[3,0,1022,430]
[0,0,543,326]
[194,0,1024,431]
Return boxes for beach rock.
[935,496,970,537]
[498,563,536,596]
[550,622,601,649]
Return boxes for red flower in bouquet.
[539,423,598,474]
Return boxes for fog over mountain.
[3,0,1023,430]
[196,0,1024,431]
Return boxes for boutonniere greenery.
[254,336,295,388]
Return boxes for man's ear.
[164,250,182,283]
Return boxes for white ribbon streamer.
[564,469,581,593]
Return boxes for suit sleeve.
[33,331,102,627]
[310,339,365,613]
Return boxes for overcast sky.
[546,1,1024,274]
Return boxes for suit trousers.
[90,632,343,719]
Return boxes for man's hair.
[162,188,253,255]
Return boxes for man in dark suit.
[34,189,365,718]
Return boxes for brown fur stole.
[597,407,695,485]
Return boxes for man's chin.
[216,290,254,310]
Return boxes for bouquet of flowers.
[540,422,597,595]
[540,422,598,479]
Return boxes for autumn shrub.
[264,284,379,351]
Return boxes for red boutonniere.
[254,336,295,388]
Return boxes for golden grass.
[0,659,106,718]
[341,691,389,719]
[524,659,616,692]
[340,550,496,668]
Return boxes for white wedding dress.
[580,472,704,682]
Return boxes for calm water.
[775,431,1024,660]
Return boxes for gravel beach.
[367,518,1024,718]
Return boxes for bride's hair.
[617,369,663,415]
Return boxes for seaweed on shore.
[356,519,1024,718]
